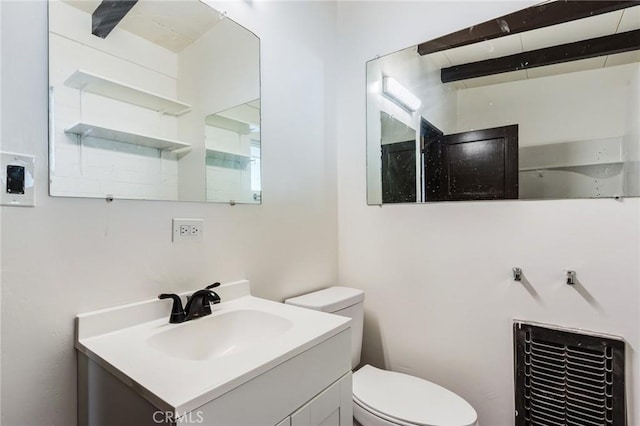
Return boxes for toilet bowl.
[285,287,478,426]
[353,365,477,426]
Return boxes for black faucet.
[184,283,221,321]
[158,293,187,323]
[158,282,221,324]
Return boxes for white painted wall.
[49,1,181,200]
[0,1,337,424]
[2,1,638,425]
[336,2,639,425]
[456,64,635,147]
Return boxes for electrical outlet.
[173,219,204,242]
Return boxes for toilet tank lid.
[285,286,364,313]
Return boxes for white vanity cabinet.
[193,330,352,426]
[76,281,353,426]
[290,373,353,426]
[78,329,352,426]
[271,373,352,426]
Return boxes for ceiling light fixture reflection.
[382,76,421,112]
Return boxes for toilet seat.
[352,365,478,426]
[354,398,418,426]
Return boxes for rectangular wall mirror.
[366,1,640,204]
[48,0,261,203]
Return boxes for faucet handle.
[202,284,221,314]
[207,290,221,305]
[158,293,186,323]
[186,282,218,302]
[204,283,221,307]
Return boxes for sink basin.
[75,281,351,415]
[147,309,293,361]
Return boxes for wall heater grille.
[514,322,625,426]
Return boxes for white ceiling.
[63,0,222,53]
[425,5,640,88]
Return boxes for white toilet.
[285,287,478,426]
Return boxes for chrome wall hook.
[566,270,577,285]
[513,267,523,282]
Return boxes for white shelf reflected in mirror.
[48,0,261,203]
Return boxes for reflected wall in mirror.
[48,0,261,203]
[205,100,261,203]
[366,1,640,204]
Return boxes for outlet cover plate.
[172,218,203,242]
[0,152,35,207]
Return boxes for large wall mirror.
[48,0,261,203]
[367,1,640,204]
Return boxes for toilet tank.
[285,286,364,369]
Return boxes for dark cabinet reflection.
[425,125,518,201]
[383,122,518,203]
[381,141,416,203]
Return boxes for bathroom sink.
[75,280,351,415]
[147,309,293,361]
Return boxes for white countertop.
[75,281,351,415]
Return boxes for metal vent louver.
[514,322,626,426]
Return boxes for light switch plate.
[0,152,35,207]
[172,218,204,242]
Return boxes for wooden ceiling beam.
[440,29,640,83]
[418,1,638,56]
[92,1,138,39]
